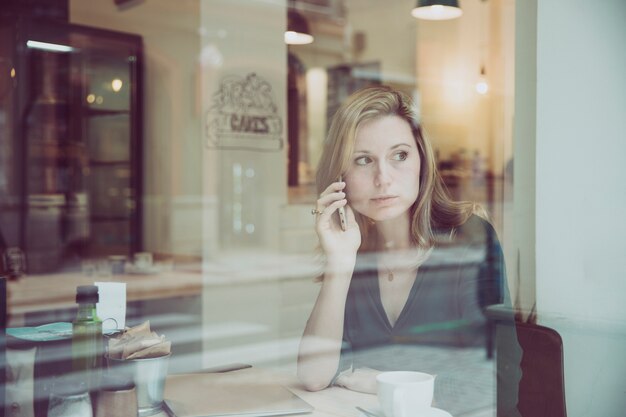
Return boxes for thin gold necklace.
[379,247,432,282]
[385,267,394,282]
[379,258,395,282]
[381,241,398,281]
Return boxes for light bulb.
[284,31,313,45]
[475,80,489,95]
[111,78,123,92]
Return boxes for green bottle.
[72,285,103,390]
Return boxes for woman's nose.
[374,161,391,187]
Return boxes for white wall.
[535,0,626,323]
[519,0,626,415]
[199,0,287,259]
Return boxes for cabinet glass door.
[23,39,76,271]
[3,19,142,272]
[79,41,138,256]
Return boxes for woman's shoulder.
[461,213,493,230]
[454,213,499,245]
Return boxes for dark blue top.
[339,214,508,370]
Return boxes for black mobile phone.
[338,176,347,231]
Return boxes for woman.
[297,86,513,395]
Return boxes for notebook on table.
[163,370,314,417]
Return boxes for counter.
[6,269,203,316]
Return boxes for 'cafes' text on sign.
[206,73,283,151]
[230,115,269,134]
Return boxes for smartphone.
[337,176,347,231]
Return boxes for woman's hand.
[335,368,381,394]
[314,181,361,272]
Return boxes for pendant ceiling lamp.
[475,66,489,95]
[285,9,314,45]
[411,0,463,21]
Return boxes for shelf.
[90,216,131,222]
[30,141,87,160]
[84,108,130,117]
[89,160,130,166]
[33,97,69,106]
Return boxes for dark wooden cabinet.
[0,17,143,273]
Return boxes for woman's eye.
[355,156,371,166]
[393,151,408,161]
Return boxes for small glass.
[81,259,97,277]
[48,376,93,417]
[96,259,113,277]
[108,255,127,274]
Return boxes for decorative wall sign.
[206,73,283,151]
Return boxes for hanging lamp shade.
[285,9,314,45]
[411,0,463,20]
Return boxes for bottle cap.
[76,285,99,304]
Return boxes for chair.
[515,320,567,417]
[487,304,567,417]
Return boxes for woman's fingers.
[316,181,346,214]
[316,190,346,210]
[314,181,348,230]
[319,181,345,199]
[318,198,347,227]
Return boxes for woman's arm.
[297,259,354,391]
[297,180,361,391]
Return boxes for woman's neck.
[376,213,411,251]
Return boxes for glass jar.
[47,376,93,417]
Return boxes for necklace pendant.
[388,271,394,282]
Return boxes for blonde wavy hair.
[316,86,479,252]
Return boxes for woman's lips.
[371,196,398,205]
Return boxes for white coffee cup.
[108,255,127,275]
[377,371,435,417]
[134,252,153,270]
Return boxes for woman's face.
[344,115,421,222]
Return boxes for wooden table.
[6,269,203,316]
[156,367,379,417]
[156,367,490,417]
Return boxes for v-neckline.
[371,258,426,331]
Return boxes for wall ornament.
[206,73,283,152]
